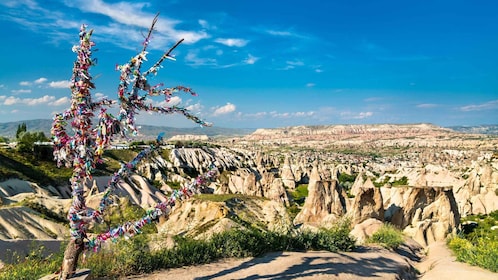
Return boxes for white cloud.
[3,95,55,106]
[266,30,293,37]
[265,29,306,39]
[69,0,208,45]
[215,38,248,47]
[49,96,70,106]
[245,112,268,118]
[416,103,438,108]
[340,111,373,120]
[186,102,204,112]
[306,83,315,88]
[34,77,47,84]
[287,60,304,67]
[4,96,20,105]
[212,103,236,116]
[11,89,32,94]
[156,96,182,107]
[261,111,315,119]
[26,95,56,105]
[198,19,213,29]
[243,54,259,65]
[280,60,304,70]
[94,93,106,99]
[364,97,382,102]
[460,100,498,112]
[185,50,217,67]
[315,69,323,73]
[19,78,47,87]
[49,80,71,88]
[294,111,315,117]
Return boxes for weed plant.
[448,210,498,272]
[366,223,404,249]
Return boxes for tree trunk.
[59,238,84,280]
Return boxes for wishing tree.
[51,15,216,279]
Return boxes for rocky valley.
[0,123,497,276]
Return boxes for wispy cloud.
[306,83,315,88]
[3,0,208,51]
[49,96,70,106]
[364,97,383,102]
[416,103,438,108]
[242,110,315,120]
[11,89,32,94]
[155,96,182,107]
[243,54,259,65]
[69,0,210,45]
[279,60,304,70]
[2,95,56,106]
[272,111,314,118]
[212,103,236,116]
[214,38,248,47]
[266,30,293,37]
[264,28,307,39]
[49,80,71,89]
[34,77,47,84]
[186,102,204,112]
[340,111,373,120]
[18,77,48,87]
[460,100,498,112]
[184,50,217,67]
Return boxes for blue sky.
[1,0,497,128]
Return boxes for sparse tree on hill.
[15,122,27,140]
[51,14,214,279]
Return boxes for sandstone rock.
[157,197,292,239]
[294,179,348,227]
[280,155,296,189]
[264,178,290,206]
[350,218,384,244]
[384,186,459,246]
[350,173,376,196]
[351,187,384,224]
[454,162,498,215]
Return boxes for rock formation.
[294,163,348,227]
[383,186,460,246]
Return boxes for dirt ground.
[2,239,497,279]
[123,242,497,280]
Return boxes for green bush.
[391,176,408,186]
[366,223,404,249]
[290,184,308,205]
[448,237,498,272]
[0,243,64,280]
[449,210,498,272]
[1,221,356,280]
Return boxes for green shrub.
[391,176,408,186]
[367,223,404,249]
[290,184,308,205]
[448,237,498,272]
[4,221,356,280]
[0,243,64,280]
[449,210,498,272]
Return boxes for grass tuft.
[366,223,404,249]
